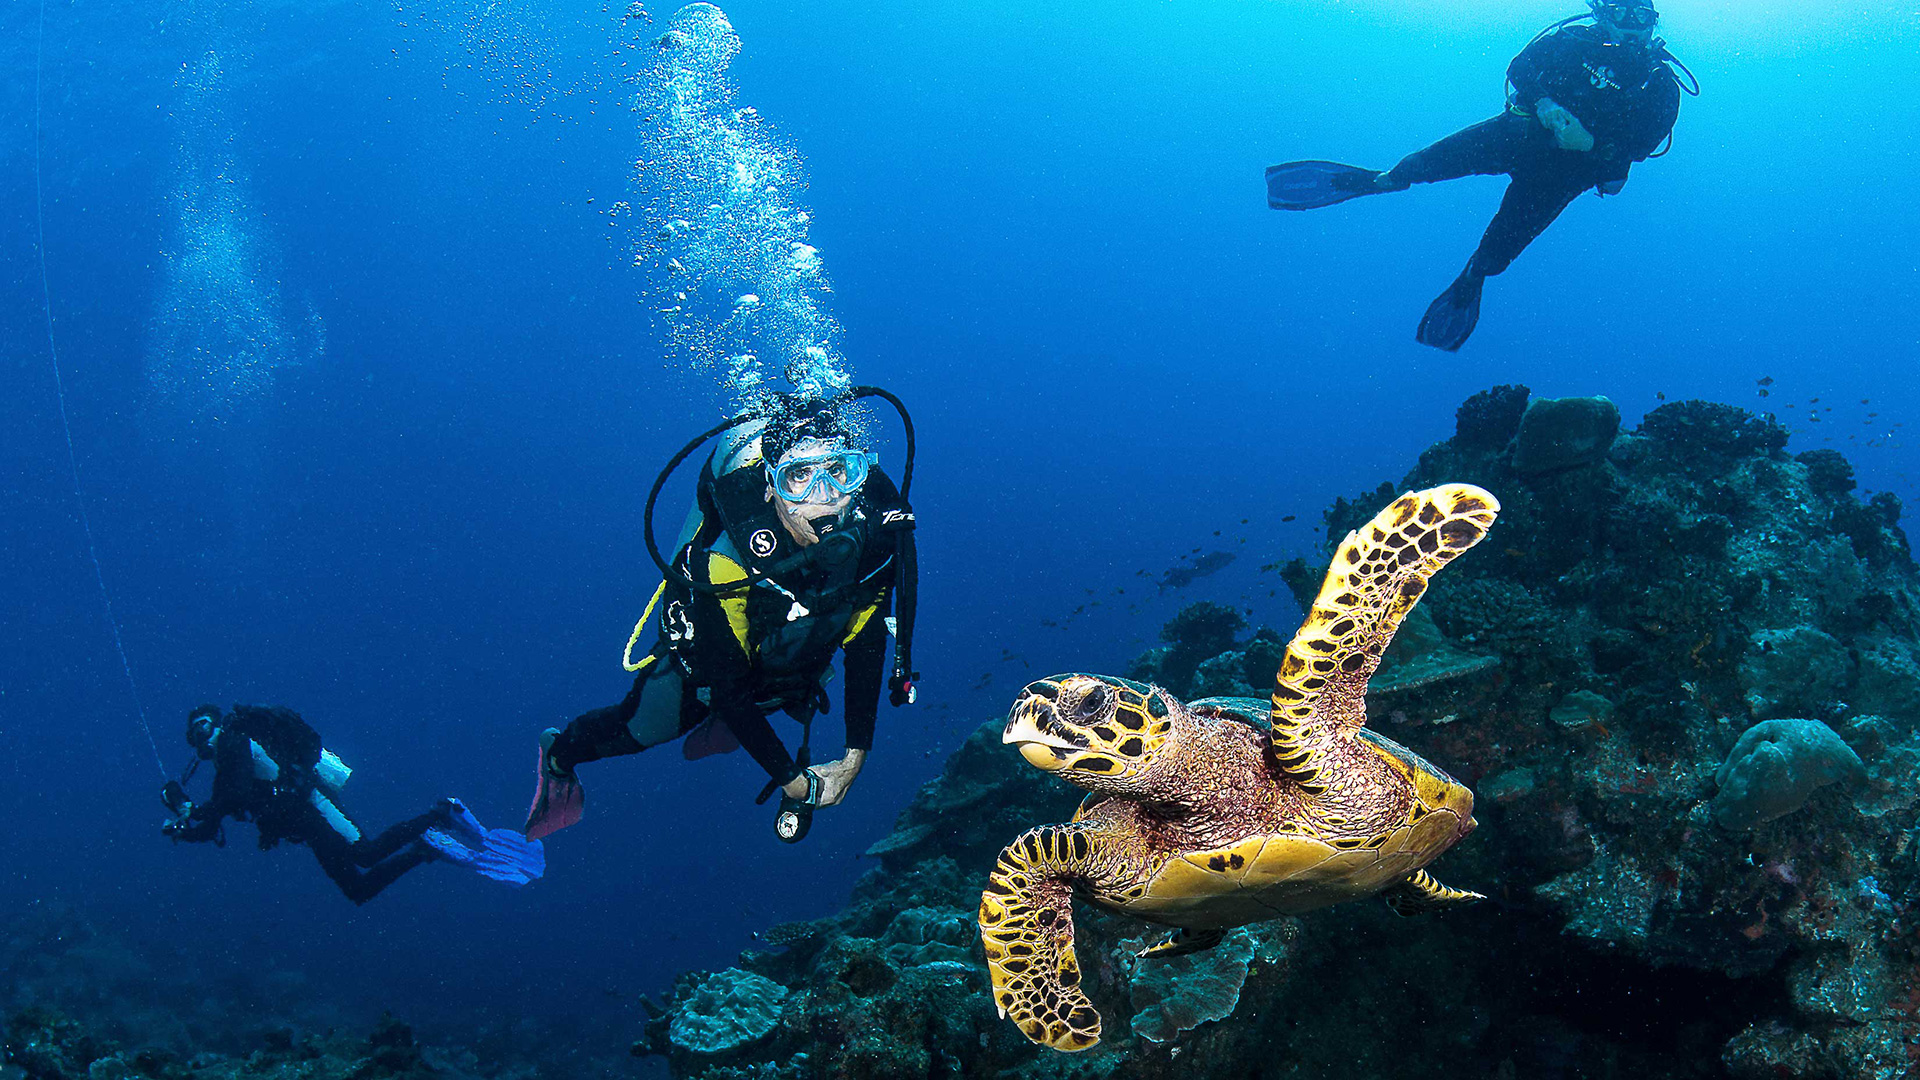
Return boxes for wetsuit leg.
[348,807,447,867]
[305,811,434,905]
[547,664,689,772]
[1386,114,1538,187]
[1468,175,1589,276]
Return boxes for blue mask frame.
[768,448,877,504]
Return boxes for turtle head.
[1003,674,1178,792]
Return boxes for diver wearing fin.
[526,390,920,844]
[1266,1,1694,351]
[161,705,467,904]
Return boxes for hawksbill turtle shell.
[978,484,1499,1052]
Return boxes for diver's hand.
[161,809,193,837]
[1535,97,1595,152]
[811,749,867,807]
[539,728,575,781]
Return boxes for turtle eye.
[1077,684,1110,719]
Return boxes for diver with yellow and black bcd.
[525,389,919,844]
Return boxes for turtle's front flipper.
[1382,869,1486,917]
[1269,485,1500,793]
[1136,927,1225,959]
[978,825,1108,1052]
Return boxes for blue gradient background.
[3,0,1916,1058]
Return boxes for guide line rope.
[34,0,168,778]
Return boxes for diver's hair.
[760,394,858,463]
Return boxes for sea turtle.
[978,484,1499,1052]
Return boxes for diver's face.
[1598,5,1657,47]
[767,437,855,547]
[188,717,219,759]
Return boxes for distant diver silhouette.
[1267,0,1697,351]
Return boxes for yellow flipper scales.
[1268,485,1500,794]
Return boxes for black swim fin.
[1416,270,1486,352]
[1265,160,1392,211]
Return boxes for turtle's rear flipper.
[1136,927,1225,959]
[979,826,1106,1052]
[1383,869,1486,917]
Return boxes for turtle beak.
[1003,696,1082,772]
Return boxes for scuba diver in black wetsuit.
[524,388,920,844]
[1266,0,1697,351]
[162,705,456,905]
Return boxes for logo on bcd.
[749,529,779,558]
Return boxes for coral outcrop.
[644,387,1920,1079]
[1711,719,1867,830]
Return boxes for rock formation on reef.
[640,387,1920,1080]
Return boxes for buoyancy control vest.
[634,388,921,705]
[211,706,360,847]
[655,461,910,707]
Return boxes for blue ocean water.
[3,0,1917,1062]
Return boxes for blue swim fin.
[1416,270,1486,352]
[1265,160,1389,211]
[425,799,546,885]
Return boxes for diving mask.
[1590,1,1658,42]
[768,446,876,505]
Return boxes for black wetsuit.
[548,467,909,788]
[1387,23,1683,277]
[171,705,443,905]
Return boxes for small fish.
[1158,551,1237,591]
[1656,392,1666,400]
[1281,515,1296,523]
[1757,376,1774,386]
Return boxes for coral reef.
[2,1005,503,1080]
[645,387,1920,1079]
[1711,719,1867,830]
[1511,395,1622,476]
[0,903,566,1080]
